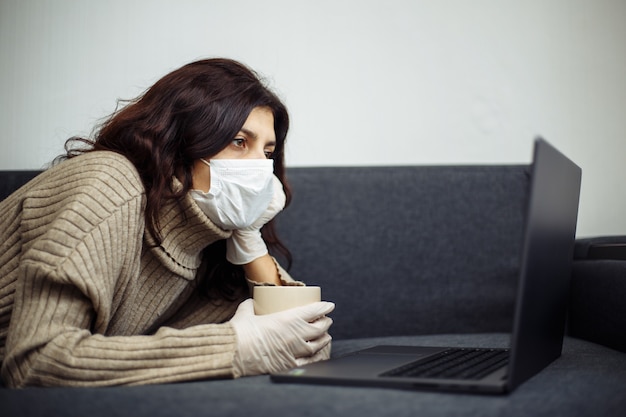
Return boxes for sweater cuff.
[246,257,305,288]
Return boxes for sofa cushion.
[2,334,624,417]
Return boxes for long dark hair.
[59,58,292,297]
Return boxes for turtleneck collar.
[144,181,231,280]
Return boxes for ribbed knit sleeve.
[0,152,238,387]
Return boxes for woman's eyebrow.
[239,128,258,140]
[240,128,276,146]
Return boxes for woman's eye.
[264,150,274,159]
[232,138,246,148]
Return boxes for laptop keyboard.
[380,348,510,380]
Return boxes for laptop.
[271,138,582,394]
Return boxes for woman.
[0,58,334,387]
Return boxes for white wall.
[1,0,625,237]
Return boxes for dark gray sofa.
[2,165,625,417]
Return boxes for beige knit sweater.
[0,151,294,387]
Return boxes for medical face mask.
[190,158,275,230]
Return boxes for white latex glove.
[230,299,335,377]
[226,175,286,265]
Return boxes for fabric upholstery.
[275,166,529,339]
[0,170,40,201]
[2,334,625,417]
[1,165,624,417]
[570,259,626,352]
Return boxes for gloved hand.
[226,175,286,265]
[230,298,335,377]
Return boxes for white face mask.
[190,158,275,230]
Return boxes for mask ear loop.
[195,159,214,194]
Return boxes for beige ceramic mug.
[252,286,321,315]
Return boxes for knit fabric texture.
[0,151,291,387]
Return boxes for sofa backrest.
[0,170,41,201]
[0,165,531,341]
[275,165,530,340]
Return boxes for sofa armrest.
[569,236,626,352]
[574,236,626,260]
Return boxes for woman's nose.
[246,148,267,159]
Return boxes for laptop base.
[272,345,510,395]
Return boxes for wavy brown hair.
[58,58,292,298]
